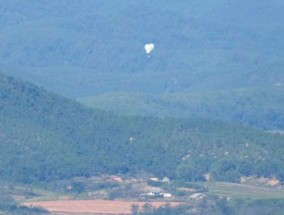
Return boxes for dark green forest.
[1,73,283,183]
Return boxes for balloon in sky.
[145,43,155,55]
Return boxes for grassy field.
[204,182,284,200]
[0,181,73,203]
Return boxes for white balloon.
[145,43,155,55]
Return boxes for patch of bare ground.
[23,200,182,215]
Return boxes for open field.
[205,182,284,199]
[4,179,284,214]
[23,200,183,215]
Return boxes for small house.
[163,193,172,198]
[189,193,206,200]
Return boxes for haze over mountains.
[1,0,283,96]
[0,0,283,160]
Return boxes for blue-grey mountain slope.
[1,0,283,97]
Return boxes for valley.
[2,174,284,214]
[1,1,284,214]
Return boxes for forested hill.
[1,73,284,183]
[79,88,284,130]
[1,0,284,97]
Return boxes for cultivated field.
[23,200,182,215]
[205,182,284,199]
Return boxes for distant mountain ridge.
[0,0,283,97]
[79,87,284,130]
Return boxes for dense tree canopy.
[0,73,283,183]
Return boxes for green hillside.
[79,87,284,130]
[1,73,284,183]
